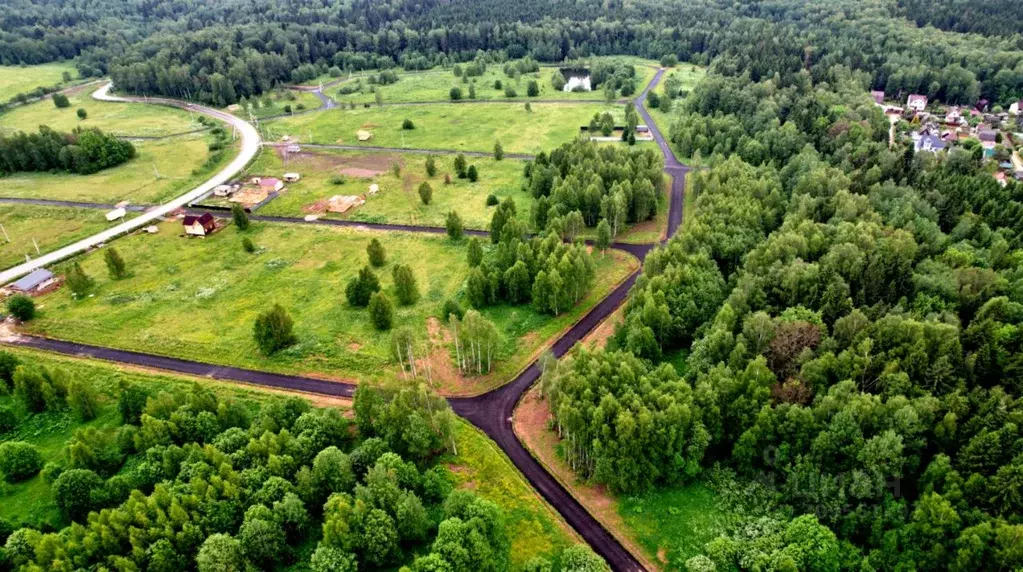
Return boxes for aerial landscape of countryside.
[0,1,1022,571]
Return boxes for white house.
[1011,100,1023,115]
[907,94,928,112]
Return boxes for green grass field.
[618,483,734,570]
[23,221,635,393]
[227,89,323,120]
[331,61,657,105]
[263,102,625,154]
[647,64,707,141]
[0,347,577,568]
[0,134,235,204]
[0,87,201,137]
[250,147,533,230]
[0,204,135,270]
[0,62,77,102]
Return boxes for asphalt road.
[5,69,685,571]
[0,83,261,286]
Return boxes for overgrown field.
[263,102,626,154]
[23,222,635,393]
[251,147,533,230]
[0,63,77,101]
[327,59,658,105]
[0,135,234,204]
[0,204,134,270]
[0,87,201,137]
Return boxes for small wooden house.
[183,213,216,236]
[8,268,56,296]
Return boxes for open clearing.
[646,64,707,139]
[22,221,635,394]
[330,59,658,105]
[263,102,626,154]
[251,147,533,229]
[0,86,202,137]
[0,204,135,270]
[0,62,77,101]
[0,134,235,204]
[0,347,576,568]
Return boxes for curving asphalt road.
[0,83,262,286]
[5,69,686,571]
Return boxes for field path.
[5,69,687,572]
[0,83,261,285]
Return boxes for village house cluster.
[873,90,1023,186]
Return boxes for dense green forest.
[2,0,1022,106]
[0,126,135,176]
[536,29,1023,569]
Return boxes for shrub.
[252,304,297,355]
[367,238,386,266]
[242,237,256,253]
[330,175,346,185]
[0,442,42,482]
[104,247,127,280]
[504,86,517,98]
[449,87,462,101]
[6,295,34,321]
[118,383,148,424]
[53,93,70,108]
[444,173,452,185]
[494,80,503,90]
[446,211,464,240]
[494,141,504,160]
[467,165,478,182]
[345,266,381,307]
[454,154,467,178]
[65,262,94,298]
[76,108,87,119]
[283,104,292,113]
[467,237,484,267]
[368,292,394,330]
[392,265,420,305]
[53,468,104,520]
[0,351,18,391]
[232,203,250,231]
[402,118,415,130]
[527,80,539,97]
[442,299,464,321]
[486,194,500,206]
[425,156,437,177]
[418,182,433,205]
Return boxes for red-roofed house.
[183,213,216,236]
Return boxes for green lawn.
[0,204,135,270]
[330,59,657,105]
[0,134,233,204]
[263,102,625,154]
[0,62,77,101]
[0,87,201,137]
[24,221,635,394]
[618,483,734,570]
[250,147,533,230]
[0,347,578,568]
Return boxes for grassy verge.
[0,86,201,137]
[250,147,534,230]
[23,221,635,395]
[0,62,78,102]
[0,134,235,204]
[0,204,137,270]
[262,102,624,154]
[226,89,323,120]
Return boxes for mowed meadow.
[263,102,626,154]
[24,222,637,393]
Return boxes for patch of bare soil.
[339,167,383,178]
[347,342,362,352]
[513,386,661,571]
[273,148,402,173]
[420,317,468,394]
[580,306,624,350]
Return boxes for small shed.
[9,268,56,295]
[257,177,284,192]
[106,207,126,222]
[183,213,216,236]
[283,172,301,183]
[213,184,234,197]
